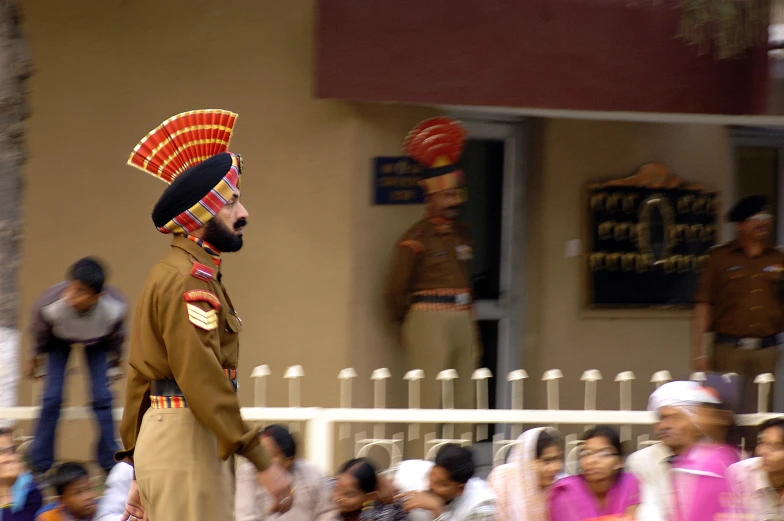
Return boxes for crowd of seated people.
[5,379,784,520]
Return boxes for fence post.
[251,365,271,407]
[755,373,775,414]
[306,409,333,475]
[650,371,672,389]
[542,369,563,410]
[405,369,424,440]
[338,368,357,440]
[581,370,602,430]
[507,370,528,439]
[437,369,459,440]
[371,368,391,439]
[472,368,492,441]
[284,365,305,432]
[690,372,707,385]
[615,371,635,443]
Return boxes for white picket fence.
[2,365,779,474]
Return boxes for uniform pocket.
[721,267,748,283]
[225,312,243,334]
[719,267,749,298]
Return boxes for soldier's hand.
[257,462,294,513]
[121,480,145,521]
[692,354,709,372]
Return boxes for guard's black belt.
[151,377,238,396]
[412,294,466,304]
[714,333,780,350]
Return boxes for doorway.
[454,118,528,436]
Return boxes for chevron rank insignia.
[186,303,218,331]
[183,290,221,310]
[189,262,215,282]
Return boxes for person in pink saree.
[627,381,739,521]
[487,427,564,521]
[548,426,639,521]
[668,442,739,521]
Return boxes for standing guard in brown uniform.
[116,110,292,521]
[385,117,481,411]
[693,195,784,412]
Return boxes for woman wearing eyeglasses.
[548,426,639,521]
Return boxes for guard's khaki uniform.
[117,236,269,520]
[695,240,784,412]
[386,217,481,411]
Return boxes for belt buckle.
[738,338,761,350]
[455,293,471,306]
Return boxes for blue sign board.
[373,157,424,205]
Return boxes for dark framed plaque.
[585,164,719,309]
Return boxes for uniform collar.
[172,235,221,268]
[727,239,776,255]
[428,216,455,235]
[184,234,221,266]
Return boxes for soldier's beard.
[203,217,244,253]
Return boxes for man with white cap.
[626,381,739,521]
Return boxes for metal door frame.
[450,116,529,410]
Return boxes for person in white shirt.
[393,444,495,521]
[94,461,134,521]
[727,416,784,519]
[625,381,724,521]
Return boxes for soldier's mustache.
[234,218,248,230]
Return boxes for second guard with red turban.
[385,117,481,415]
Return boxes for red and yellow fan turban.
[403,117,467,196]
[127,109,242,235]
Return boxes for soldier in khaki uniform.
[116,110,292,521]
[386,117,480,412]
[693,195,784,413]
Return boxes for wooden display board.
[585,164,718,309]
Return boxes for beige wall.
[18,1,734,465]
[528,119,730,411]
[19,0,431,463]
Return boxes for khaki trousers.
[134,407,235,521]
[402,309,481,412]
[711,343,779,413]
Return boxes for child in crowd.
[35,462,96,521]
[0,428,42,521]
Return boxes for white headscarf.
[487,427,560,521]
[648,381,721,414]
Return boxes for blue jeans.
[30,345,118,472]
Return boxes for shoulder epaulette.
[189,262,215,282]
[399,239,425,253]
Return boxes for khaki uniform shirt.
[385,217,473,322]
[116,236,269,471]
[694,240,784,337]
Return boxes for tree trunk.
[0,0,30,430]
